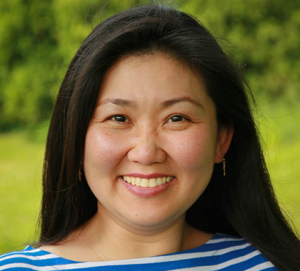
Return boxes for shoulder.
[189,233,277,270]
[0,246,66,270]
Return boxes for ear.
[214,124,234,163]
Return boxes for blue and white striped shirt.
[0,234,276,270]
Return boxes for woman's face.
[84,54,231,231]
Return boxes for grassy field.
[0,132,44,254]
[0,103,299,254]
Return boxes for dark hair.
[39,4,300,270]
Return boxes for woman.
[1,4,300,271]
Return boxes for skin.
[40,54,233,262]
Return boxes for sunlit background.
[0,0,299,254]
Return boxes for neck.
[71,206,211,261]
[42,206,213,262]
[82,211,183,260]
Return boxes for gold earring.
[222,158,226,176]
[78,168,82,182]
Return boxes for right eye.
[111,115,128,122]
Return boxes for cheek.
[167,127,217,169]
[84,127,127,171]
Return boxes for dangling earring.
[222,158,226,176]
[78,167,82,182]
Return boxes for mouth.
[121,176,175,188]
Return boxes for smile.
[122,176,175,188]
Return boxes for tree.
[183,0,300,102]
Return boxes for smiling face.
[84,54,232,232]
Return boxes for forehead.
[98,53,208,103]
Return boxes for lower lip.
[120,177,175,197]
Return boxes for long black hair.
[39,4,300,270]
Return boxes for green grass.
[0,132,44,254]
[0,104,299,254]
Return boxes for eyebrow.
[98,98,137,107]
[98,96,203,109]
[161,96,203,109]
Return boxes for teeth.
[141,179,148,187]
[136,177,141,186]
[122,176,174,187]
[157,178,162,185]
[131,177,136,185]
[149,178,156,187]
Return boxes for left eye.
[111,115,128,122]
[169,115,186,122]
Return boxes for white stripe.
[0,263,57,271]
[19,246,41,253]
[52,243,252,270]
[0,254,59,262]
[0,248,42,256]
[206,237,244,244]
[167,250,261,271]
[245,261,274,271]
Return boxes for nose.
[127,129,167,165]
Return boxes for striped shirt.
[0,234,276,270]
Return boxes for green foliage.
[0,0,59,129]
[2,61,58,125]
[183,0,300,102]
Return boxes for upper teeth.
[123,176,174,187]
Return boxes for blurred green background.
[0,0,299,254]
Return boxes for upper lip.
[121,173,174,179]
